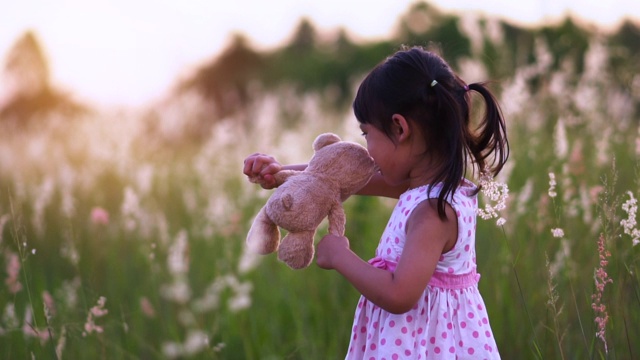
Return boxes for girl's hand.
[316,233,350,270]
[243,153,282,189]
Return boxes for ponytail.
[425,80,509,218]
[466,82,509,177]
[427,79,468,219]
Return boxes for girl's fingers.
[242,153,281,189]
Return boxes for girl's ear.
[391,114,411,142]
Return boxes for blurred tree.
[265,20,393,109]
[501,22,536,70]
[167,3,639,137]
[286,18,318,55]
[262,19,357,121]
[179,33,264,119]
[0,31,85,129]
[538,18,591,72]
[395,2,443,39]
[394,3,471,67]
[3,31,50,97]
[608,20,640,117]
[142,34,264,150]
[264,18,323,91]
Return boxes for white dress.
[345,181,500,359]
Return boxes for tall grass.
[1,42,639,359]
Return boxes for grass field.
[1,43,639,359]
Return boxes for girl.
[243,45,509,359]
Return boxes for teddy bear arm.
[273,170,300,187]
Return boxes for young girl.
[243,46,509,359]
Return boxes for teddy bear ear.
[313,133,341,151]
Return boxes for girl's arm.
[243,153,406,198]
[316,199,457,314]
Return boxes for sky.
[1,0,639,107]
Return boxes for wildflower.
[161,231,192,304]
[192,275,253,313]
[57,277,81,308]
[140,297,156,318]
[568,140,585,176]
[545,253,565,355]
[183,330,209,355]
[5,252,23,294]
[2,303,19,329]
[90,207,110,225]
[548,172,557,198]
[32,178,55,235]
[42,290,56,317]
[162,330,210,359]
[83,296,108,336]
[161,281,192,304]
[60,241,80,266]
[636,126,640,156]
[56,326,67,359]
[551,228,564,238]
[553,118,568,159]
[477,170,509,224]
[162,342,181,358]
[549,238,571,278]
[592,234,612,354]
[0,214,10,246]
[22,308,51,343]
[238,245,262,274]
[620,191,640,246]
[121,187,141,231]
[228,280,253,313]
[168,230,189,276]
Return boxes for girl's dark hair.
[353,45,509,219]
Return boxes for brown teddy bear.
[246,133,375,269]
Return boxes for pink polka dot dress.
[345,181,500,359]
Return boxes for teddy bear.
[246,133,375,269]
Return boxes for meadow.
[1,27,640,360]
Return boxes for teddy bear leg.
[277,232,315,269]
[246,207,280,254]
[327,202,346,236]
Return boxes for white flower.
[167,230,189,276]
[621,191,639,246]
[477,170,509,226]
[551,228,565,238]
[553,118,568,159]
[548,172,557,198]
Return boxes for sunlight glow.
[1,0,638,106]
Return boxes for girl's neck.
[406,160,439,190]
